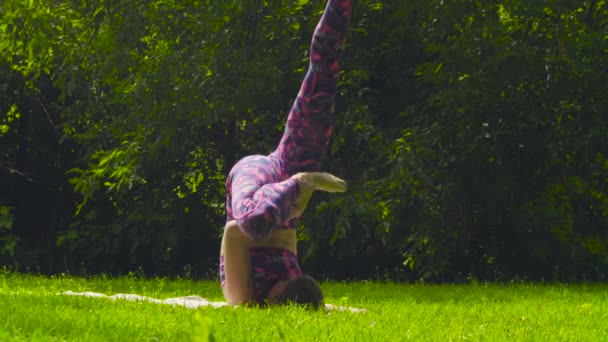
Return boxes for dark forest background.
[1,0,607,282]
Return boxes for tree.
[0,0,606,280]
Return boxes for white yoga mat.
[59,291,366,313]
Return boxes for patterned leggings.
[225,0,352,239]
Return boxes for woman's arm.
[221,221,255,305]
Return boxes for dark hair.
[275,274,324,310]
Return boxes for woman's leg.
[226,159,347,239]
[228,0,352,232]
[272,0,352,177]
[227,156,299,238]
[221,1,351,304]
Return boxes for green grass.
[1,270,607,341]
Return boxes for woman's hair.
[275,274,324,310]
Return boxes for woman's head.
[267,274,324,310]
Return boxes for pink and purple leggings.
[225,0,352,237]
[221,0,351,301]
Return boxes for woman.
[220,0,352,308]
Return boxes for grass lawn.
[1,270,607,341]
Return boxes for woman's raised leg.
[272,0,352,177]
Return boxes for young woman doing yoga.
[220,0,352,308]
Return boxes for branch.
[0,165,37,183]
[38,98,59,135]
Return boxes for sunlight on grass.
[1,270,607,341]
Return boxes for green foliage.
[0,207,12,231]
[404,0,608,279]
[0,0,606,280]
[0,207,17,261]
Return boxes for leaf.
[93,6,105,17]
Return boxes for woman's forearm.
[221,221,255,305]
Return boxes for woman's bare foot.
[290,172,347,218]
[310,172,347,193]
[292,172,347,193]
